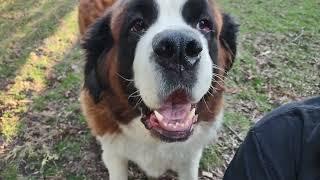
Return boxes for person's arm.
[224,104,306,180]
[224,97,320,180]
[223,130,274,180]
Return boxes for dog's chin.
[140,90,200,143]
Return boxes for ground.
[0,0,319,179]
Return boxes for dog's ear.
[82,14,114,103]
[219,13,239,72]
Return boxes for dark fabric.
[223,96,320,180]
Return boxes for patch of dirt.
[252,32,319,97]
[208,128,243,180]
[0,79,14,92]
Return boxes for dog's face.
[82,0,238,142]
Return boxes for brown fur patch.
[208,0,223,36]
[81,87,140,137]
[196,1,233,122]
[79,0,140,136]
[198,92,224,122]
[81,48,140,136]
[80,90,120,136]
[79,0,117,35]
[110,2,128,42]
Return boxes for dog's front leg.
[177,149,202,180]
[102,151,128,180]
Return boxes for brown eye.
[197,19,213,32]
[130,19,146,33]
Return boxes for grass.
[198,0,319,170]
[0,0,319,179]
[0,0,79,140]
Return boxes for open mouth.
[141,90,199,142]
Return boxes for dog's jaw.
[97,110,224,179]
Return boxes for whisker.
[210,86,219,93]
[207,89,215,97]
[212,65,227,74]
[210,85,219,90]
[128,90,140,99]
[212,74,226,84]
[126,81,134,87]
[134,98,143,109]
[116,73,134,82]
[212,73,226,80]
[212,66,226,74]
[129,95,141,99]
[212,80,224,88]
[132,32,144,38]
[210,85,220,92]
[220,38,236,58]
[202,98,214,113]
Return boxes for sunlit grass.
[0,2,78,140]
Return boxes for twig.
[201,171,214,179]
[291,29,304,43]
[210,171,221,178]
[223,124,244,142]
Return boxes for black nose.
[152,30,202,71]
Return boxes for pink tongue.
[158,103,192,121]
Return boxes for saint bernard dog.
[79,0,238,179]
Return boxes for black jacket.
[224,96,320,180]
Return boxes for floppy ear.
[219,13,239,72]
[82,14,114,103]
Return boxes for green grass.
[0,0,319,178]
[0,0,79,140]
[220,0,320,33]
[200,144,223,171]
[0,165,18,180]
[201,0,319,171]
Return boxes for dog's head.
[82,0,238,142]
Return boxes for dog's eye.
[197,19,213,33]
[130,19,146,33]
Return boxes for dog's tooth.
[193,115,199,123]
[154,111,164,121]
[190,125,194,131]
[187,108,196,120]
[191,108,196,116]
[163,122,168,127]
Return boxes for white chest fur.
[97,111,223,180]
